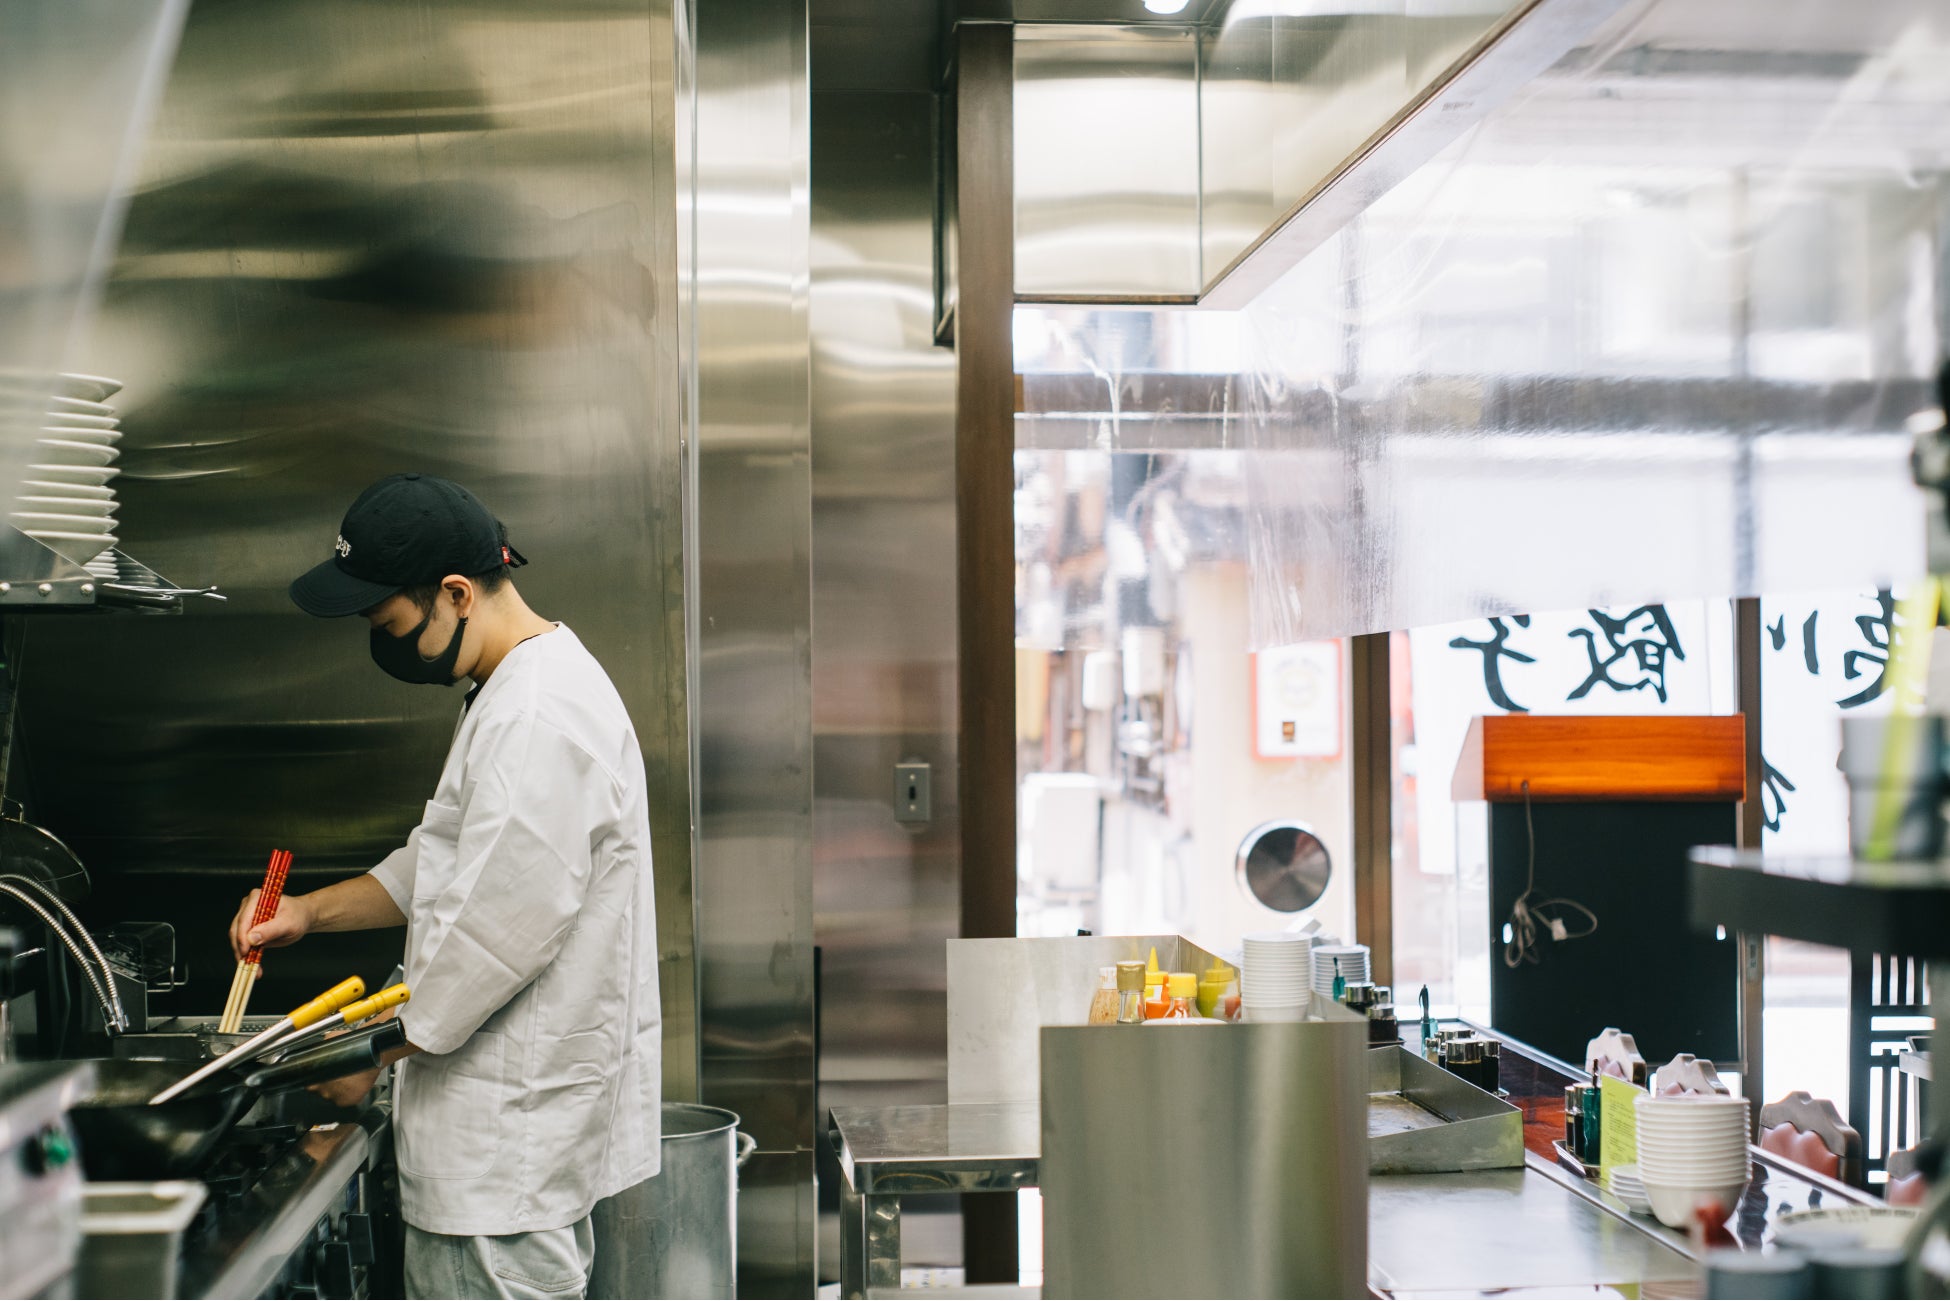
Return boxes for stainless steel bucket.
[588,1103,756,1300]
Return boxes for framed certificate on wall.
[1252,641,1342,760]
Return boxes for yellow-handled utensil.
[150,976,366,1104]
[254,983,411,1059]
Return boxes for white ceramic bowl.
[1637,1134,1750,1152]
[28,465,119,485]
[14,515,116,535]
[1636,1096,1749,1115]
[21,479,115,498]
[1638,1100,1747,1123]
[1636,1136,1751,1155]
[1638,1161,1752,1180]
[1642,1179,1749,1229]
[1639,1161,1751,1180]
[1630,1154,1755,1178]
[55,372,121,402]
[45,395,115,418]
[16,497,114,515]
[34,439,116,466]
[1637,1144,1750,1165]
[1638,1106,1750,1121]
[1640,1165,1751,1187]
[1640,1165,1750,1188]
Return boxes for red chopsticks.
[221,848,291,1032]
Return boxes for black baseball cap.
[289,473,528,618]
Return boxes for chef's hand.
[229,889,314,963]
[307,1032,420,1108]
[308,1065,381,1109]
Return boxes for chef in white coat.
[228,472,661,1300]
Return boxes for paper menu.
[1598,1073,1644,1190]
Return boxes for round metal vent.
[1235,819,1331,913]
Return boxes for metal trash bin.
[589,1103,756,1300]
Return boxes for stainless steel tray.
[1368,1044,1524,1173]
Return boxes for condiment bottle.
[1088,966,1119,1025]
[1581,1072,1602,1162]
[1479,1038,1502,1092]
[1196,960,1236,1020]
[1365,986,1399,1045]
[1114,960,1146,1025]
[1162,972,1197,1019]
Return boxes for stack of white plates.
[15,374,124,564]
[1634,1094,1751,1229]
[1605,1163,1654,1217]
[1241,932,1314,1021]
[1311,944,1371,995]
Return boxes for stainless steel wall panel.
[809,79,961,1155]
[0,0,187,506]
[691,0,817,1293]
[9,0,697,1095]
[1013,26,1201,300]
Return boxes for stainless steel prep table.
[828,1103,1040,1299]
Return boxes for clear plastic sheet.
[1235,0,1949,644]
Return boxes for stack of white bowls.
[1311,944,1371,996]
[1240,932,1314,1021]
[1634,1094,1752,1229]
[11,373,124,565]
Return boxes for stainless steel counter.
[832,1031,1884,1299]
[1370,1165,1698,1296]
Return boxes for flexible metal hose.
[0,874,127,1032]
[0,883,124,1036]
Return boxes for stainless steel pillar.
[690,0,817,1293]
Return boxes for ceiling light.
[1143,0,1191,13]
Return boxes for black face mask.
[370,612,468,686]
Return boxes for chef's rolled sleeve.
[368,835,420,913]
[399,716,610,1056]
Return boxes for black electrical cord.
[1503,780,1599,968]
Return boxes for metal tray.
[1368,1044,1524,1173]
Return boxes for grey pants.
[404,1217,596,1300]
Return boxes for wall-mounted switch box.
[894,761,931,825]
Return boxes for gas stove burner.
[184,1120,312,1246]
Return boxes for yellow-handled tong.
[254,983,411,1059]
[150,976,366,1104]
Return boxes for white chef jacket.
[369,624,661,1236]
